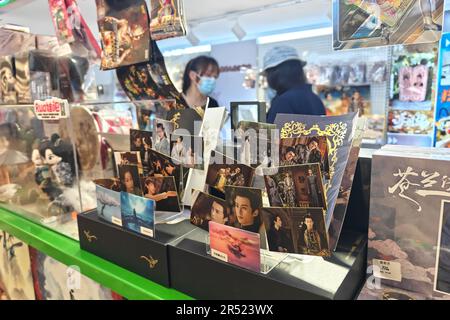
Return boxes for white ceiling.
[0,0,332,50]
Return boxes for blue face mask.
[197,75,217,96]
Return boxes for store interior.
[0,0,449,301]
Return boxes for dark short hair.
[286,146,296,154]
[182,56,220,94]
[211,200,229,218]
[308,137,319,145]
[304,214,314,222]
[266,60,306,95]
[233,188,261,212]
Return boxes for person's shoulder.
[208,96,220,108]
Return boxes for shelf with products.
[0,205,192,300]
[0,99,177,240]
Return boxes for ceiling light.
[163,45,212,57]
[232,21,247,41]
[257,27,333,45]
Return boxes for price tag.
[373,259,402,282]
[34,98,70,120]
[211,248,228,262]
[111,217,123,227]
[140,227,154,238]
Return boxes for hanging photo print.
[149,0,187,41]
[333,0,444,50]
[96,0,151,70]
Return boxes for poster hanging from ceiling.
[333,0,444,50]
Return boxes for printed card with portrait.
[279,136,330,179]
[206,150,255,197]
[261,207,330,257]
[141,176,181,213]
[190,190,229,232]
[264,164,327,209]
[170,134,204,169]
[224,186,263,235]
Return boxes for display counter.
[0,206,192,300]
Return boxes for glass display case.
[0,99,176,239]
[0,103,81,238]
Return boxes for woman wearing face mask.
[182,56,220,115]
[263,46,325,124]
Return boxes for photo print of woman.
[141,176,180,212]
[118,164,143,196]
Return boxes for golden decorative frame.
[280,121,348,191]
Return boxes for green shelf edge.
[0,206,193,300]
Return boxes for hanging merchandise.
[48,0,75,45]
[387,43,438,147]
[435,32,450,148]
[14,53,31,104]
[333,0,444,50]
[116,63,164,101]
[0,56,17,104]
[96,0,151,70]
[148,40,187,108]
[116,40,187,109]
[64,0,102,62]
[149,0,187,41]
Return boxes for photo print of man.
[279,136,329,178]
[263,164,326,209]
[206,151,255,196]
[261,208,294,253]
[130,129,152,170]
[190,190,229,231]
[262,208,330,257]
[224,186,263,235]
[118,164,143,196]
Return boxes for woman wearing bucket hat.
[263,46,325,123]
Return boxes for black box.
[77,210,197,287]
[168,228,367,300]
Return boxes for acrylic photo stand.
[203,233,287,275]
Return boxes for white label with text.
[112,217,122,227]
[140,227,154,238]
[211,248,228,262]
[373,259,402,282]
